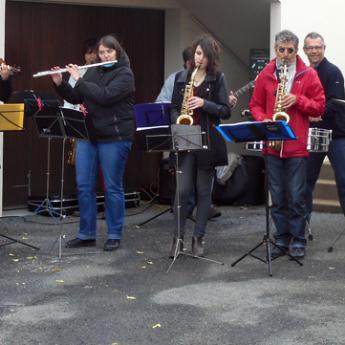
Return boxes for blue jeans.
[265,155,307,248]
[75,139,132,240]
[306,138,345,222]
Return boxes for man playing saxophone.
[249,30,325,259]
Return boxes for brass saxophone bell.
[176,114,194,125]
[272,111,290,122]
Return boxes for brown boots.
[192,236,204,257]
[169,236,205,258]
[169,237,184,258]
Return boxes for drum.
[245,141,264,151]
[307,128,332,152]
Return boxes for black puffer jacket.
[0,77,12,103]
[56,53,135,142]
[171,69,231,168]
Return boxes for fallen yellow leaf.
[152,323,161,329]
[51,267,62,273]
[126,295,137,300]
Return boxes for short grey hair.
[275,30,299,48]
[304,32,325,46]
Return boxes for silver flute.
[32,60,118,78]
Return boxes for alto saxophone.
[269,61,290,151]
[176,66,199,125]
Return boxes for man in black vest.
[304,32,345,226]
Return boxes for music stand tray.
[59,107,89,140]
[134,102,171,128]
[0,103,25,131]
[216,120,296,142]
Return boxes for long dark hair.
[191,35,220,74]
[97,34,123,60]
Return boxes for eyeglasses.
[304,45,324,51]
[278,47,295,54]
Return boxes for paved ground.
[1,204,345,345]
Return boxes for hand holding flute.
[50,64,81,86]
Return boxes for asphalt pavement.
[1,204,345,345]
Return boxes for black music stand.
[142,124,223,272]
[33,105,88,257]
[134,102,173,227]
[217,121,303,276]
[0,103,39,251]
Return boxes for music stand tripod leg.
[0,233,40,250]
[34,137,61,217]
[231,174,303,276]
[135,207,172,228]
[57,136,68,258]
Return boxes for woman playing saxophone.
[169,35,231,258]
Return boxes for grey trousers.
[173,152,214,238]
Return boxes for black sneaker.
[65,238,96,248]
[104,239,121,251]
[289,247,305,258]
[270,245,288,259]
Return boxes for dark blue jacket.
[314,57,345,138]
[56,53,135,142]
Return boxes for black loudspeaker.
[212,155,265,206]
[158,158,174,205]
[234,156,265,205]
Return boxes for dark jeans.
[173,152,214,238]
[265,155,307,249]
[306,138,345,222]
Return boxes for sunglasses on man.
[278,47,295,54]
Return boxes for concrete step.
[313,198,341,213]
[312,160,341,213]
[313,179,338,201]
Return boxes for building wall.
[0,0,4,215]
[0,0,270,211]
[280,0,345,73]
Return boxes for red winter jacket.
[249,56,325,158]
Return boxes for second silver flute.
[32,60,118,78]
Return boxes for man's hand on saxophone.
[281,93,297,109]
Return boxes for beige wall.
[280,0,345,73]
[0,0,4,215]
